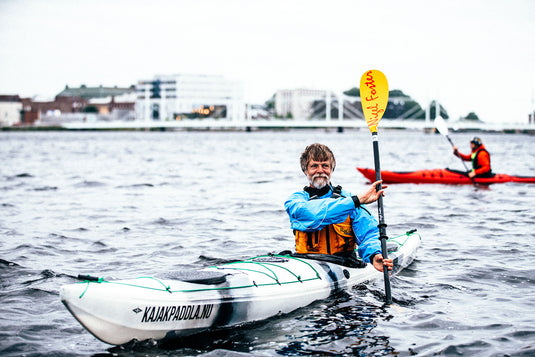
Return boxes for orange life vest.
[471,147,491,174]
[294,215,356,255]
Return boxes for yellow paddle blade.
[360,70,389,133]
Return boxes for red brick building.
[20,84,136,124]
[21,96,88,124]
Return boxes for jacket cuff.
[351,195,360,208]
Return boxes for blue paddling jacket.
[284,185,381,263]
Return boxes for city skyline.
[1,0,534,124]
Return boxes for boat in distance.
[60,230,421,345]
[357,167,535,185]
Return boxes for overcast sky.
[1,0,534,123]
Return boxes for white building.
[275,89,329,119]
[0,95,22,126]
[136,74,244,122]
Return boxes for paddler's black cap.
[471,137,482,147]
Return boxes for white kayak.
[60,230,421,345]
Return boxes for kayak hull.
[61,231,421,345]
[357,167,535,185]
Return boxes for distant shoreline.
[2,125,534,135]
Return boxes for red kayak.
[356,167,535,185]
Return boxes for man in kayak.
[453,137,493,178]
[284,143,393,273]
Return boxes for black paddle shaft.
[446,135,472,174]
[371,132,392,305]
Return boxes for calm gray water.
[1,129,534,357]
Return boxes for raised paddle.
[434,115,470,171]
[434,115,477,186]
[359,69,392,305]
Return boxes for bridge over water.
[62,118,535,133]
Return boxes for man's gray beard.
[309,174,330,189]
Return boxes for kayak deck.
[60,231,421,345]
[357,167,535,185]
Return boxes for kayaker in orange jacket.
[453,137,493,178]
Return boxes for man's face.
[306,159,332,189]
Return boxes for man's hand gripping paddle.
[435,115,477,186]
[359,69,392,305]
